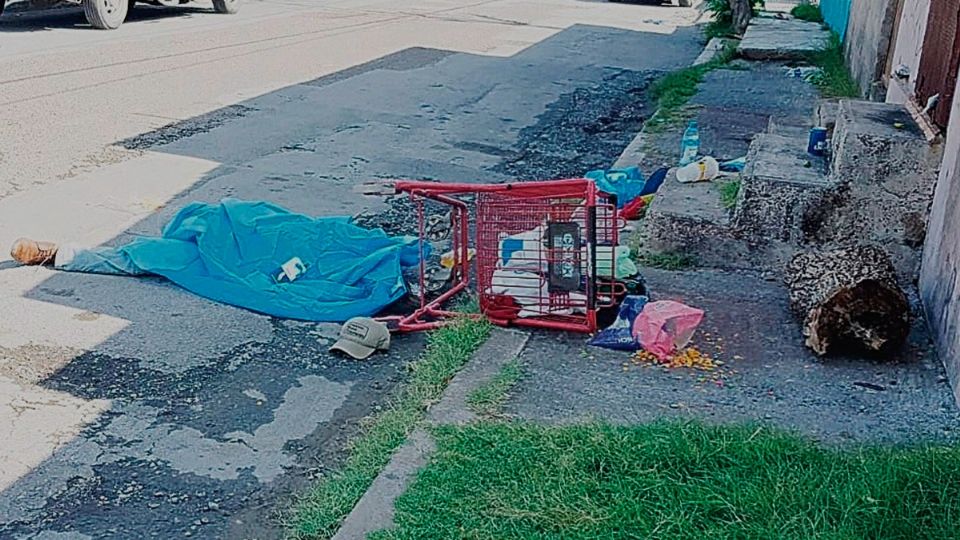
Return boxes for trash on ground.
[589,295,649,351]
[276,256,307,283]
[622,194,655,220]
[633,346,719,371]
[596,245,639,279]
[10,200,426,322]
[679,119,700,166]
[676,156,720,183]
[330,317,391,359]
[585,166,646,208]
[853,381,887,392]
[639,167,669,196]
[719,157,746,172]
[621,167,668,220]
[783,66,822,81]
[632,300,705,360]
[785,245,910,356]
[440,247,476,269]
[807,127,828,156]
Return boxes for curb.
[331,328,530,539]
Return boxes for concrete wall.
[886,0,931,103]
[921,75,960,405]
[843,0,899,98]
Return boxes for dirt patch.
[495,69,655,180]
[120,105,257,150]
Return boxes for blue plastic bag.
[588,295,649,351]
[585,167,645,208]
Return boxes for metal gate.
[916,0,960,128]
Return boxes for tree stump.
[784,245,910,356]
[729,0,752,35]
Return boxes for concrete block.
[734,133,832,243]
[826,100,943,280]
[737,18,831,61]
[638,170,798,272]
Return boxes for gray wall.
[921,76,960,405]
[843,0,899,99]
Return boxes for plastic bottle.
[679,120,700,166]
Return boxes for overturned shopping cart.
[377,179,622,333]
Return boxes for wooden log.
[785,245,911,356]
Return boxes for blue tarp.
[114,200,423,322]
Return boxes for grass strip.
[636,250,698,271]
[809,33,860,98]
[466,359,523,417]
[374,421,960,540]
[718,179,741,210]
[288,314,492,539]
[791,3,824,23]
[645,42,735,132]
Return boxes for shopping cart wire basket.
[377,179,622,333]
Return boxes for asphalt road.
[0,1,703,538]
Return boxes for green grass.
[790,3,824,23]
[646,42,735,132]
[718,179,741,210]
[704,0,766,38]
[288,313,492,539]
[809,33,861,98]
[636,251,698,270]
[704,19,735,40]
[373,421,960,540]
[466,359,523,417]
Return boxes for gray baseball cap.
[330,317,391,360]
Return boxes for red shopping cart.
[377,179,621,333]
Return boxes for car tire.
[212,0,238,14]
[84,0,129,29]
[678,0,692,6]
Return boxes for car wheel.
[212,0,238,14]
[84,0,129,29]
[678,0,693,6]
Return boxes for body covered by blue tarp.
[106,200,423,322]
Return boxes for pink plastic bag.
[632,301,705,360]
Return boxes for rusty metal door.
[916,0,960,128]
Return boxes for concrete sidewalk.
[508,20,958,444]
[507,268,959,445]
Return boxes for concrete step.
[821,99,943,280]
[638,169,733,264]
[737,18,831,61]
[733,132,831,243]
[638,168,798,272]
[767,114,814,139]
